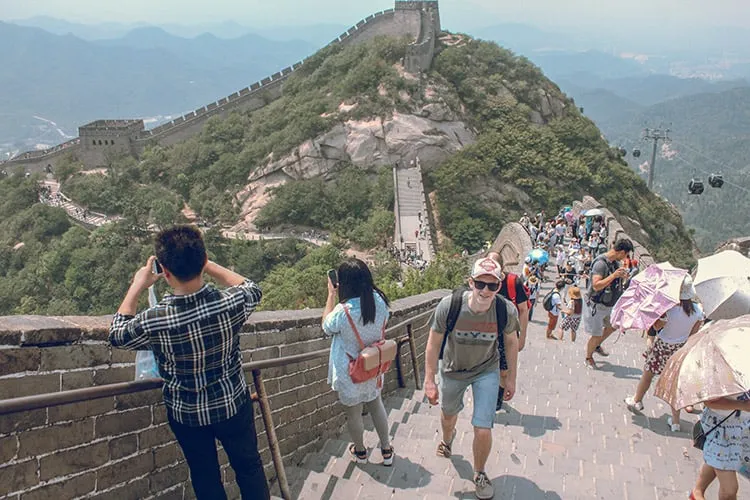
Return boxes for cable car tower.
[643,127,671,190]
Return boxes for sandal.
[348,444,368,464]
[436,429,456,458]
[381,446,394,466]
[585,357,597,370]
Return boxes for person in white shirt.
[625,276,704,431]
[545,280,565,340]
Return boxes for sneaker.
[624,396,644,411]
[594,345,610,357]
[496,386,504,412]
[473,471,494,499]
[348,444,368,464]
[667,416,680,432]
[381,446,394,466]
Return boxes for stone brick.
[47,397,114,423]
[20,472,96,500]
[87,477,149,500]
[0,348,41,376]
[40,345,110,370]
[114,389,162,410]
[95,407,151,437]
[0,316,80,347]
[0,373,60,399]
[139,423,175,449]
[0,408,47,435]
[151,484,186,500]
[153,442,182,468]
[0,435,18,464]
[153,404,168,424]
[92,366,133,386]
[111,348,136,364]
[0,459,39,497]
[0,330,21,346]
[149,462,189,493]
[18,419,94,458]
[109,434,138,460]
[95,452,154,490]
[39,441,109,481]
[61,370,94,390]
[247,346,280,361]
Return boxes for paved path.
[39,179,114,226]
[395,163,434,263]
[288,275,747,499]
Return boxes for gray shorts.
[582,299,613,337]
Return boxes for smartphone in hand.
[153,259,163,275]
[327,269,338,288]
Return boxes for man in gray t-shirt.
[582,238,633,369]
[424,257,519,500]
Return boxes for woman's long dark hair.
[337,258,390,325]
[681,299,696,316]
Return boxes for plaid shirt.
[109,280,262,427]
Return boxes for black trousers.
[168,398,270,500]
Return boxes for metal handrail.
[0,308,433,500]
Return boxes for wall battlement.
[2,1,440,174]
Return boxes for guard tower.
[78,120,145,167]
[396,1,441,73]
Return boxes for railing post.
[252,369,291,500]
[407,324,422,390]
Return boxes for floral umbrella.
[654,315,750,410]
[610,262,688,331]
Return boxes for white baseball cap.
[471,257,503,281]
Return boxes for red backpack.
[505,273,531,312]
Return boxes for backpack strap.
[343,307,366,350]
[495,296,508,371]
[439,289,465,360]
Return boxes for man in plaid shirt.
[110,226,268,500]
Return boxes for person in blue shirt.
[322,259,394,466]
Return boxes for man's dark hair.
[555,280,566,290]
[613,238,634,254]
[155,225,207,282]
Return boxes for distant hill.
[591,87,750,251]
[0,21,314,150]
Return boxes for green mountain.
[588,87,750,251]
[0,33,696,316]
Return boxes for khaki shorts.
[582,299,613,337]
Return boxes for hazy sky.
[1,0,748,29]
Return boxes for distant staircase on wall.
[394,160,435,263]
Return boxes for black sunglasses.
[472,279,500,292]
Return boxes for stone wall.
[0,290,445,499]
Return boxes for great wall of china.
[1,1,441,174]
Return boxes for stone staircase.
[395,165,434,263]
[279,272,726,500]
[39,179,112,227]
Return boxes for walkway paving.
[39,179,113,226]
[395,162,434,263]
[287,276,744,499]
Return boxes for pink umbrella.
[610,262,688,331]
[564,210,575,223]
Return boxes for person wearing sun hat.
[423,256,520,499]
[625,275,705,431]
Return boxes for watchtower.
[78,119,145,167]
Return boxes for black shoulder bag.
[692,410,740,450]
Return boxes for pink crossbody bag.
[344,308,396,387]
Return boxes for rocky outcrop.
[248,110,475,183]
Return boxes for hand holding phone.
[327,269,338,288]
[152,259,163,275]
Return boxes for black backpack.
[589,255,623,307]
[439,288,508,371]
[542,289,559,312]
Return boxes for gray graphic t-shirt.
[432,291,519,380]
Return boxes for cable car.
[708,174,724,188]
[619,147,627,157]
[688,179,705,195]
[633,149,641,158]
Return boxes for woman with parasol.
[624,276,704,431]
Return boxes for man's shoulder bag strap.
[439,288,465,360]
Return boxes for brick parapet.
[0,290,446,498]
